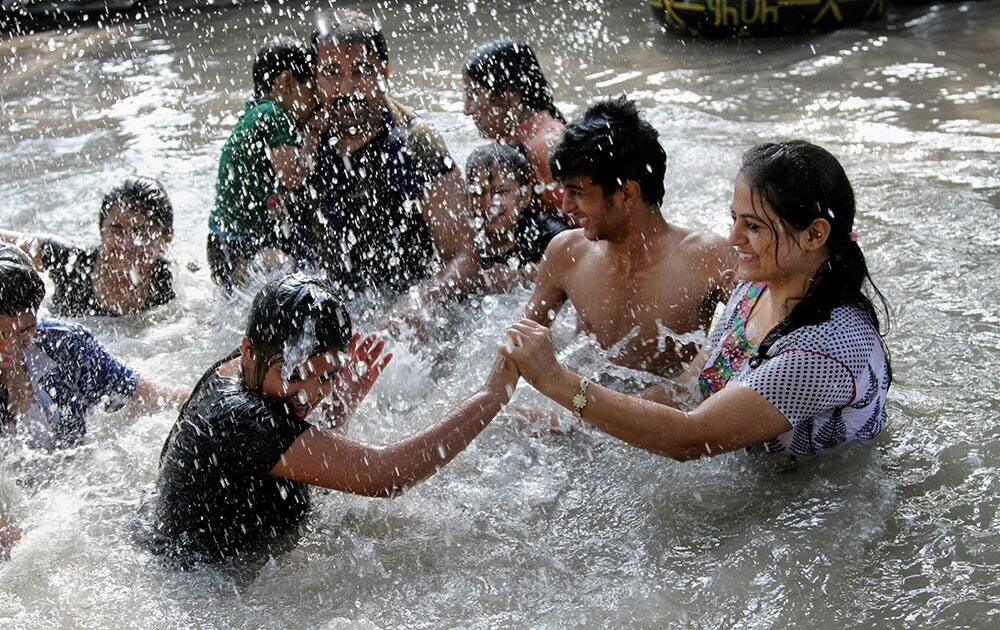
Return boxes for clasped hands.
[329,319,562,411]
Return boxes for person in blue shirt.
[0,245,186,556]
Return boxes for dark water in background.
[1,1,998,627]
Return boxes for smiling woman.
[504,140,891,460]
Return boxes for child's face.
[286,77,317,124]
[468,167,529,240]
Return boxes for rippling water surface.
[1,1,998,627]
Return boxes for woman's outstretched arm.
[270,354,519,496]
[501,319,790,461]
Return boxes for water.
[1,0,998,627]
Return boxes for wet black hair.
[0,244,45,316]
[253,37,316,98]
[739,140,891,378]
[99,176,174,239]
[464,38,564,123]
[549,96,666,207]
[245,274,352,388]
[312,8,389,67]
[466,142,535,189]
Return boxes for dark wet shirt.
[147,352,312,563]
[310,97,454,296]
[478,210,569,269]
[38,238,174,317]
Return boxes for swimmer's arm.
[524,236,569,324]
[132,377,190,412]
[271,355,518,496]
[421,168,476,265]
[0,229,44,268]
[531,365,790,461]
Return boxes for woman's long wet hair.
[464,38,565,123]
[244,274,352,391]
[740,141,891,377]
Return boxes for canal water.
[1,1,997,627]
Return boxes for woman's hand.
[500,319,562,388]
[334,332,393,413]
[482,353,520,405]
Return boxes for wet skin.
[525,176,736,376]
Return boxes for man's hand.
[500,319,561,388]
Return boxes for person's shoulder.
[673,226,735,276]
[540,227,587,266]
[781,306,883,366]
[387,97,452,163]
[33,318,94,356]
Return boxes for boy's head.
[99,176,173,263]
[242,274,353,418]
[312,9,389,132]
[466,143,534,241]
[549,96,666,208]
[0,245,44,365]
[253,37,317,124]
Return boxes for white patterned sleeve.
[740,347,856,429]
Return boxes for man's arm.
[523,231,573,324]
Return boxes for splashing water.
[0,1,998,628]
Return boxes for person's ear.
[620,180,643,209]
[803,218,832,252]
[241,337,255,361]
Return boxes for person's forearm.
[354,388,505,497]
[533,367,702,460]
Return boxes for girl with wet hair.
[466,143,568,292]
[146,273,519,565]
[463,39,569,220]
[502,140,892,461]
[0,176,175,317]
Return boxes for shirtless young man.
[525,97,735,378]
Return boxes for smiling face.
[315,41,386,133]
[0,310,37,368]
[99,204,171,265]
[560,175,625,241]
[728,178,822,284]
[468,167,530,243]
[258,349,343,419]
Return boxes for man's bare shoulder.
[674,228,734,269]
[540,227,588,266]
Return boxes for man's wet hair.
[245,274,352,384]
[549,96,666,207]
[466,142,534,189]
[312,8,389,67]
[464,39,564,123]
[99,176,174,239]
[252,37,316,98]
[0,244,45,316]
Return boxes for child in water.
[206,37,321,289]
[143,274,518,565]
[466,143,568,293]
[0,177,174,317]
